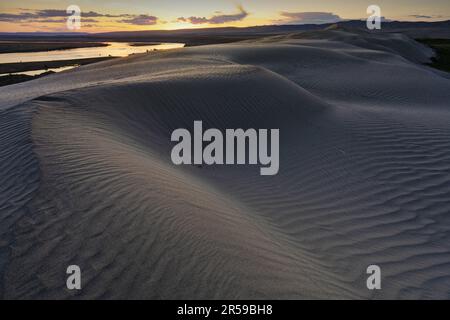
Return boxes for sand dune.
[1,29,450,299]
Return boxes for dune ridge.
[1,29,450,299]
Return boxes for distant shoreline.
[0,57,115,74]
[0,57,116,87]
[0,41,109,54]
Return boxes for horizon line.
[1,19,449,35]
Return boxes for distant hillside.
[0,20,449,45]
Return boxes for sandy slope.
[1,29,450,299]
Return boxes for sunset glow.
[1,0,449,33]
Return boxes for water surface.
[0,42,185,64]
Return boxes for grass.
[416,38,450,72]
[0,57,115,87]
[0,57,115,74]
[0,72,52,87]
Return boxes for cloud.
[277,11,341,24]
[184,16,208,24]
[209,5,248,24]
[408,14,444,19]
[29,18,67,23]
[0,12,35,21]
[119,14,158,25]
[33,9,129,18]
[178,5,248,25]
[32,9,69,17]
[410,15,433,19]
[0,9,149,23]
[26,18,99,23]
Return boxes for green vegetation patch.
[417,38,450,73]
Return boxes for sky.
[1,0,450,33]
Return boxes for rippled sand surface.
[1,29,450,299]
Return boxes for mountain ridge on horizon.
[1,19,449,45]
[1,19,449,36]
